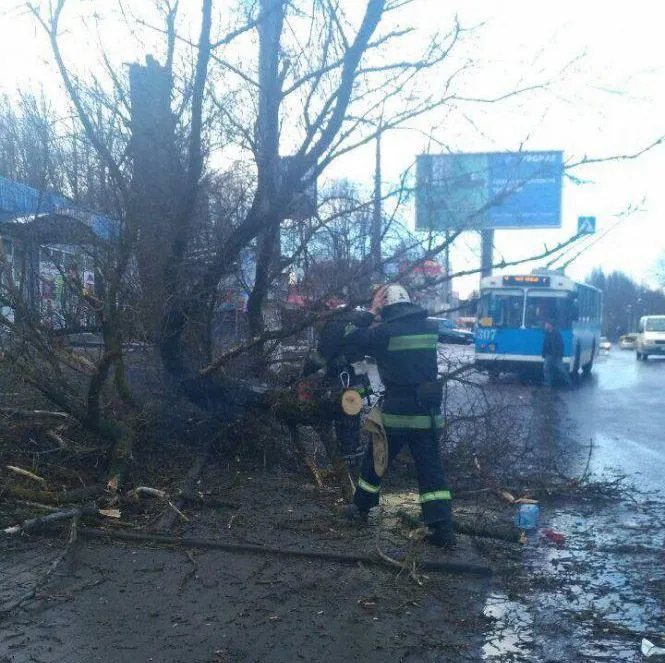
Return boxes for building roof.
[0,176,112,239]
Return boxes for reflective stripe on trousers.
[381,413,443,429]
[419,489,452,503]
[357,477,381,494]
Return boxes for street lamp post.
[371,118,383,280]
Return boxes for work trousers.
[352,426,452,526]
[543,356,572,387]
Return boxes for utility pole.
[444,230,451,307]
[371,117,383,281]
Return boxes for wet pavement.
[568,349,665,491]
[480,347,665,662]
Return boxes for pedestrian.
[342,284,456,549]
[542,319,572,387]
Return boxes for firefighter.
[342,284,456,549]
[287,308,372,500]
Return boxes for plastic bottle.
[514,502,540,530]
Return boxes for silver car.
[619,334,637,350]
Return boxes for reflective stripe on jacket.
[342,303,441,425]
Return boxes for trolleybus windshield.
[524,290,572,329]
[479,289,523,328]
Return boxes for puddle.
[482,594,535,661]
[481,500,665,662]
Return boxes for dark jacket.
[317,310,373,368]
[342,302,440,427]
[301,310,376,396]
[542,327,564,360]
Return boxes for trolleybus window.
[479,289,523,328]
[524,291,571,329]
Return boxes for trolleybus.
[474,270,602,379]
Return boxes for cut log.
[397,510,523,544]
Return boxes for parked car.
[599,337,611,352]
[619,333,637,350]
[429,317,474,345]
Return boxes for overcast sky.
[1,1,663,296]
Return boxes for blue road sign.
[577,216,596,234]
[416,151,563,231]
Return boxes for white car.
[599,337,611,352]
[636,315,665,360]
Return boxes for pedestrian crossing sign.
[577,216,596,234]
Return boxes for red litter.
[542,529,566,546]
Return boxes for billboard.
[415,151,563,231]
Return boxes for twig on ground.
[151,453,208,532]
[11,501,60,513]
[227,511,242,529]
[178,550,198,594]
[167,501,189,522]
[127,486,168,502]
[2,484,104,505]
[6,466,46,485]
[45,429,70,450]
[3,508,82,535]
[375,545,426,586]
[0,408,74,421]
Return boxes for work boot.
[345,503,369,524]
[426,524,456,550]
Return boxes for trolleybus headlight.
[488,343,496,352]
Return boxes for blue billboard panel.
[415,151,563,231]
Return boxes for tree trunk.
[247,0,286,340]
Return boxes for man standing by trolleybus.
[542,319,572,387]
[341,284,456,549]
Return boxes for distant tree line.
[586,268,665,339]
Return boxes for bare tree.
[6,0,650,499]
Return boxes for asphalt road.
[437,341,665,491]
[565,347,665,491]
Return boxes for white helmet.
[383,284,411,307]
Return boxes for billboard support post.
[480,229,494,277]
